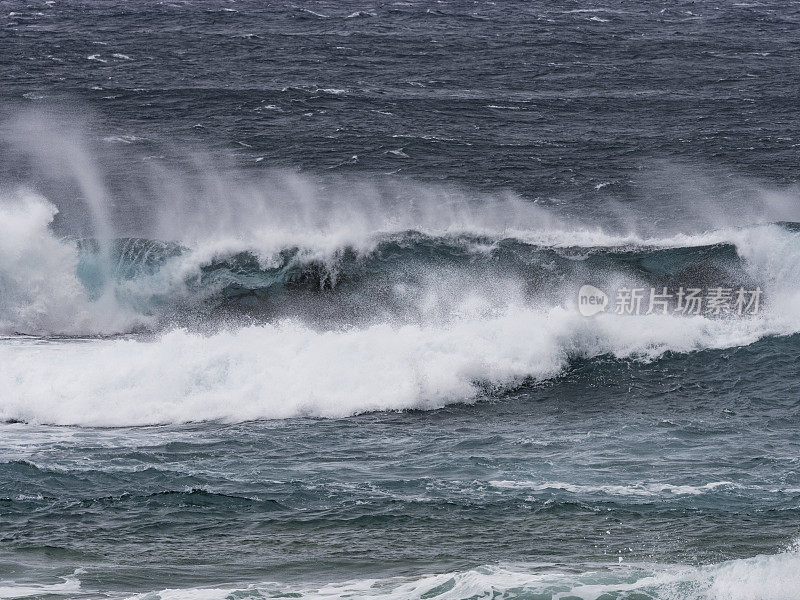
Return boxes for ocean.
[1,1,800,598]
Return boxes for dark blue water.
[1,1,800,598]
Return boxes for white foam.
[489,480,738,496]
[0,571,83,599]
[2,190,800,424]
[0,193,145,335]
[0,295,794,427]
[117,549,800,600]
[708,546,800,600]
[300,9,329,18]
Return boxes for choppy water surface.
[1,1,800,598]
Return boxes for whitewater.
[3,1,800,598]
[1,166,800,425]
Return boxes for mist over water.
[1,109,799,429]
[2,1,800,599]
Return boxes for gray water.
[1,1,800,598]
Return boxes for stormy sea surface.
[2,1,800,598]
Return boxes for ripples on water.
[1,1,800,598]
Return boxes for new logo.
[577,285,609,316]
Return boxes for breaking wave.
[1,189,799,426]
[131,549,800,600]
[5,547,798,600]
[2,111,800,425]
[2,191,799,336]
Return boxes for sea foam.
[112,547,800,600]
[0,300,792,426]
[2,188,800,426]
